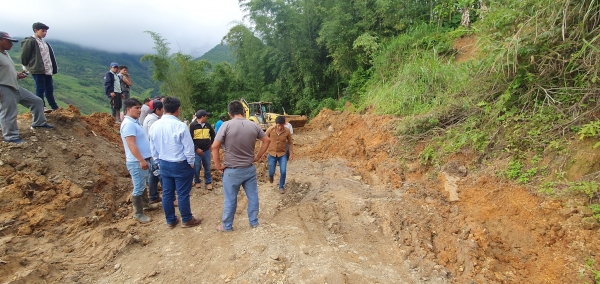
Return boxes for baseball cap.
[148,100,163,113]
[195,110,211,118]
[110,62,119,68]
[0,32,18,42]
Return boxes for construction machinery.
[241,98,308,131]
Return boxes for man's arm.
[122,74,132,86]
[287,132,294,161]
[211,140,224,171]
[20,39,33,68]
[254,136,271,162]
[181,126,196,168]
[125,136,149,170]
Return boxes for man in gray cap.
[20,22,59,113]
[104,62,122,123]
[0,31,53,144]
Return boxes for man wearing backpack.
[20,22,59,113]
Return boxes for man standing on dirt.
[265,116,294,194]
[104,62,122,124]
[190,110,215,190]
[120,98,156,223]
[211,100,270,232]
[20,22,59,113]
[118,66,132,121]
[149,96,202,229]
[143,99,164,204]
[0,31,54,144]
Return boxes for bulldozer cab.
[241,98,307,131]
[241,98,272,130]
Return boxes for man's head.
[228,100,244,117]
[119,66,128,74]
[275,115,286,131]
[195,110,211,123]
[0,32,17,51]
[148,99,164,117]
[143,98,151,105]
[110,62,119,72]
[123,98,143,119]
[163,97,181,115]
[32,22,49,39]
[220,116,226,121]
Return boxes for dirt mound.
[0,106,134,283]
[300,108,600,283]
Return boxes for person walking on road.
[0,31,53,144]
[149,96,202,229]
[212,100,270,232]
[265,115,293,193]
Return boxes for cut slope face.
[0,107,598,283]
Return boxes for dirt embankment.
[0,106,599,283]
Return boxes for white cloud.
[0,0,244,56]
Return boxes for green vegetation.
[197,44,235,66]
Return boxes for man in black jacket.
[20,22,59,113]
[189,110,215,190]
[103,62,122,123]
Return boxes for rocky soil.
[0,107,599,283]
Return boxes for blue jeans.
[268,154,288,189]
[159,160,195,224]
[148,159,160,201]
[31,74,58,110]
[193,151,212,184]
[126,160,150,197]
[222,165,259,230]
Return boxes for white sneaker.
[43,107,52,114]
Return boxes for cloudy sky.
[1,0,245,57]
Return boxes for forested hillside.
[8,40,158,114]
[197,44,235,66]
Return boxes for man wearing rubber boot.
[120,98,157,223]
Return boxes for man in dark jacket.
[189,110,216,190]
[103,62,122,123]
[20,22,59,113]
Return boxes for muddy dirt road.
[1,107,599,283]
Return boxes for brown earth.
[0,106,599,283]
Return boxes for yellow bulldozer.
[241,98,307,131]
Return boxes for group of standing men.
[0,23,57,144]
[104,62,132,124]
[120,97,295,232]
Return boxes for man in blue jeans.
[265,116,294,193]
[211,100,270,232]
[149,96,202,229]
[120,98,155,223]
[189,109,215,190]
[20,22,59,112]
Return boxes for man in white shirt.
[149,96,202,228]
[143,99,164,204]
